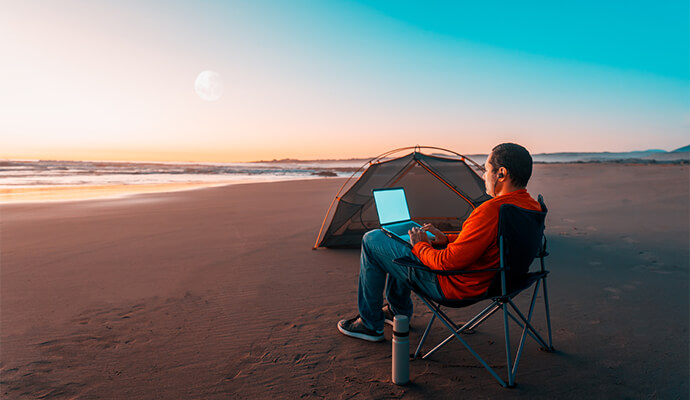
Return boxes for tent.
[314,146,491,249]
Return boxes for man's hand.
[408,226,430,247]
[422,223,448,246]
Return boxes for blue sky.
[353,0,688,79]
[1,0,688,161]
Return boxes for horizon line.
[2,146,688,165]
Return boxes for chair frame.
[393,199,553,388]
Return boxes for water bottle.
[392,315,410,385]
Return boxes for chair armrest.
[393,256,433,271]
[393,256,503,276]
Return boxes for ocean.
[2,150,685,202]
[0,159,362,188]
[0,159,363,202]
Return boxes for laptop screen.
[373,187,411,225]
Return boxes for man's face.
[483,153,496,197]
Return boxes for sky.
[1,0,688,162]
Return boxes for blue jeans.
[358,229,446,331]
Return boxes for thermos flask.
[392,315,409,385]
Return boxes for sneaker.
[337,316,384,342]
[383,304,411,327]
[383,304,395,327]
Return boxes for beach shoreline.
[2,160,687,205]
[0,176,338,204]
[1,163,688,399]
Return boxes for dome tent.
[314,146,491,249]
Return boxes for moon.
[195,70,223,101]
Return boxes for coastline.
[2,160,687,205]
[0,182,232,204]
[0,176,335,204]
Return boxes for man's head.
[483,143,533,197]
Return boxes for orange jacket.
[412,189,541,299]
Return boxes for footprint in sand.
[556,328,576,339]
[621,236,638,244]
[602,282,639,301]
[0,362,85,398]
[637,251,662,263]
[603,287,621,300]
[116,303,145,319]
[633,264,672,274]
[591,243,611,253]
[632,251,672,274]
[559,227,588,237]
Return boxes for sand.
[1,163,688,399]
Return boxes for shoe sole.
[337,322,384,342]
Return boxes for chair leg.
[507,294,550,350]
[413,313,435,359]
[502,301,515,387]
[501,279,550,387]
[466,303,501,331]
[509,280,542,380]
[541,277,554,351]
[498,280,550,350]
[504,309,542,346]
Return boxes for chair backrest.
[497,196,547,283]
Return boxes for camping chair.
[393,195,553,388]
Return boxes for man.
[337,143,542,342]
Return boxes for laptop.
[372,187,435,246]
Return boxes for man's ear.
[497,167,507,180]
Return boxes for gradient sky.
[1,0,688,162]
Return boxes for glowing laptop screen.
[373,187,411,225]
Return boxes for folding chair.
[393,195,553,388]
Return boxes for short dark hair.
[490,143,533,187]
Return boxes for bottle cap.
[393,315,409,334]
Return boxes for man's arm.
[411,205,498,271]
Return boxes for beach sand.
[1,163,688,399]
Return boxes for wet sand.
[1,163,688,399]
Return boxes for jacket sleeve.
[412,205,497,271]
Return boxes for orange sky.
[2,1,687,163]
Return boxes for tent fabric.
[315,148,491,249]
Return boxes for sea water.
[0,159,362,202]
